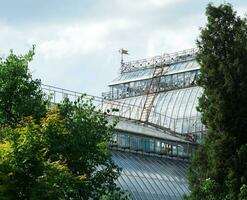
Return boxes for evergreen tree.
[187,3,247,200]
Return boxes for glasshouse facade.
[103,48,205,199]
[42,48,205,200]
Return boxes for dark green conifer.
[187,3,247,200]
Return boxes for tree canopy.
[0,50,129,199]
[0,46,48,127]
[187,3,247,200]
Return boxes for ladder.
[140,64,167,122]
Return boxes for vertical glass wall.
[104,69,200,100]
[111,131,196,159]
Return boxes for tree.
[0,50,129,199]
[0,116,83,200]
[42,98,127,199]
[187,3,247,200]
[0,99,129,199]
[0,47,48,127]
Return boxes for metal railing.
[121,48,198,73]
[42,84,205,141]
[42,84,145,120]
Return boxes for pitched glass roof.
[112,150,189,200]
[110,68,154,86]
[103,86,204,135]
[166,60,200,74]
[109,60,200,86]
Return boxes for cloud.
[0,2,204,95]
[38,23,107,59]
[236,5,247,17]
[146,29,194,57]
[144,13,205,57]
[115,0,187,9]
[0,18,135,95]
[36,19,132,59]
[0,0,246,96]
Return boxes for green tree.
[187,3,247,200]
[0,47,48,127]
[0,50,129,199]
[42,98,127,199]
[0,99,129,199]
[0,117,81,200]
[239,184,247,200]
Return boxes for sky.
[0,0,246,96]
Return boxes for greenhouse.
[103,48,204,199]
[112,150,189,200]
[42,48,204,199]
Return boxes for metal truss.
[120,48,197,73]
[42,84,202,142]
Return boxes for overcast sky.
[0,0,246,96]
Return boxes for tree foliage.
[187,3,247,200]
[0,50,129,199]
[0,47,48,127]
[0,99,129,199]
[43,99,125,199]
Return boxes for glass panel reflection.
[112,150,190,200]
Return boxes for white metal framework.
[103,48,205,143]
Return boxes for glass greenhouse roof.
[109,59,200,86]
[102,49,205,144]
[110,68,154,86]
[112,150,189,200]
[103,86,204,136]
[166,60,200,74]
